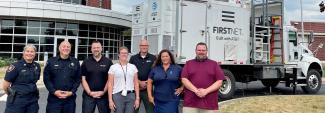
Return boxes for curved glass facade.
[31,0,83,5]
[0,18,127,61]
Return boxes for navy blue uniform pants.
[46,94,76,113]
[82,92,110,113]
[5,94,39,113]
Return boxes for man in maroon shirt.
[181,42,225,113]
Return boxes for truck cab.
[131,0,323,100]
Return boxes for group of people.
[2,38,225,113]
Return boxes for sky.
[111,0,325,22]
[285,0,325,22]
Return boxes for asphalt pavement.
[0,81,324,113]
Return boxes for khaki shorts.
[183,107,218,113]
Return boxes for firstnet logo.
[222,10,235,23]
[152,1,158,12]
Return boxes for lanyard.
[119,63,127,87]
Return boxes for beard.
[195,55,208,62]
[93,52,101,57]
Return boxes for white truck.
[131,0,323,99]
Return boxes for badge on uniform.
[71,63,74,67]
[6,64,15,72]
[34,64,38,70]
[21,70,27,72]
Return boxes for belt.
[118,90,134,94]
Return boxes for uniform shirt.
[181,59,225,110]
[108,63,138,94]
[148,64,182,102]
[81,56,113,91]
[43,56,81,95]
[129,53,156,81]
[4,60,41,94]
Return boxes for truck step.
[297,76,306,79]
[288,83,307,87]
[295,84,307,87]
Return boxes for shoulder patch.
[6,64,15,72]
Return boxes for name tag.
[146,60,152,63]
[100,65,106,67]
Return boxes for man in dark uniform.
[3,44,41,113]
[130,39,156,113]
[81,41,113,113]
[43,40,81,113]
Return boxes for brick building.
[86,0,111,9]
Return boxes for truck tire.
[301,69,322,94]
[219,69,236,100]
[261,79,280,88]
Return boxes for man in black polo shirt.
[130,39,156,113]
[81,41,113,113]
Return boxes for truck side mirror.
[308,32,314,47]
[319,43,323,48]
[309,32,314,43]
[312,43,323,56]
[320,1,325,12]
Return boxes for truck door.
[178,1,207,62]
[207,2,250,64]
[288,31,300,62]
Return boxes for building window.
[72,0,81,4]
[28,20,41,27]
[28,28,40,35]
[1,26,13,34]
[14,27,27,34]
[41,28,55,35]
[2,20,14,26]
[0,44,12,52]
[42,21,55,28]
[0,35,12,43]
[27,36,39,44]
[13,44,25,52]
[15,20,27,27]
[14,36,26,44]
[40,37,54,44]
[0,19,127,61]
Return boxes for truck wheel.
[219,69,236,100]
[301,69,322,94]
[261,79,280,88]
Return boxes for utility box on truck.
[132,0,323,99]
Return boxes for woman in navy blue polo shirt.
[147,49,183,113]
